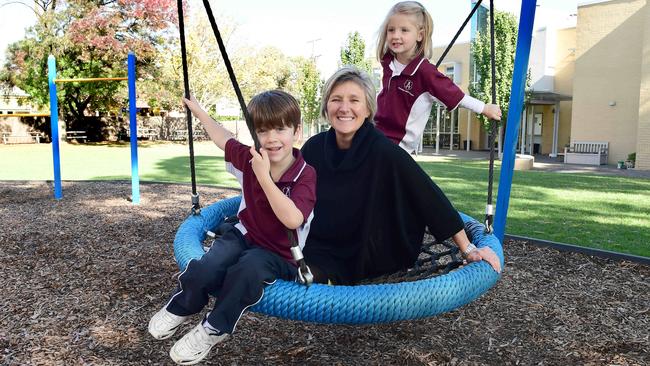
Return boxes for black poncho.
[301,121,464,285]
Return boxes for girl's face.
[326,81,370,149]
[386,13,423,64]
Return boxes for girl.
[375,1,502,153]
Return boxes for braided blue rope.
[174,196,503,324]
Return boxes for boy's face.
[255,124,301,166]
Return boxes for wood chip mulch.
[1,181,648,366]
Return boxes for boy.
[148,90,316,365]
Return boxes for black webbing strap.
[201,0,259,150]
[197,0,313,286]
[177,0,201,215]
[484,0,497,233]
[435,0,483,68]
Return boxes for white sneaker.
[148,307,189,340]
[169,321,230,365]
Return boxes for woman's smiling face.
[326,81,370,149]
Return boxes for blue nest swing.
[173,196,503,324]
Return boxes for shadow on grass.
[90,155,239,188]
[417,160,650,257]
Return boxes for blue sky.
[1,0,578,76]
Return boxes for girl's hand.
[250,146,271,181]
[466,246,502,273]
[482,104,502,121]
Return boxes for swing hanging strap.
[484,0,497,234]
[177,0,201,215]
[435,0,483,68]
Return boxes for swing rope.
[176,0,200,215]
[485,0,497,233]
[435,0,483,68]
[434,0,498,233]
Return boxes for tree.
[339,31,372,74]
[470,10,522,130]
[154,7,235,115]
[1,0,177,134]
[293,57,322,136]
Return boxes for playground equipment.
[47,52,140,203]
[168,0,538,324]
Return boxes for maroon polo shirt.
[375,53,465,152]
[224,138,317,263]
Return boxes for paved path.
[414,148,650,179]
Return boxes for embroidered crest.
[404,80,413,91]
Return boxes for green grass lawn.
[2,141,649,257]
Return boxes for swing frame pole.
[47,54,138,202]
[493,0,538,241]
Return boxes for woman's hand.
[482,103,502,121]
[466,246,502,273]
[250,146,271,181]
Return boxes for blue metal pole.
[494,0,537,241]
[128,52,140,204]
[48,55,62,200]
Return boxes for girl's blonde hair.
[376,1,434,61]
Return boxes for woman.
[301,66,501,285]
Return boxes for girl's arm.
[182,96,233,150]
[458,95,502,121]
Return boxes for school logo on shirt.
[282,186,291,196]
[404,80,413,91]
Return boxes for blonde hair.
[376,1,434,61]
[321,66,377,122]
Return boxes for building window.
[445,66,455,80]
[422,105,459,146]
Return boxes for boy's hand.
[466,246,502,273]
[250,146,271,181]
[182,95,205,115]
[482,104,502,121]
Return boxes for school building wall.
[572,0,645,166]
[554,28,576,153]
[638,1,650,169]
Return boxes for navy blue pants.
[166,224,297,334]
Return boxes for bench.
[564,141,608,165]
[66,130,87,142]
[137,128,159,140]
[171,129,205,141]
[2,132,43,144]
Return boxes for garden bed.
[0,181,648,365]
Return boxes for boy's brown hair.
[247,90,301,132]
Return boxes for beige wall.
[572,0,644,164]
[637,3,650,169]
[555,28,576,150]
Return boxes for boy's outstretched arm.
[183,96,233,150]
[250,147,305,230]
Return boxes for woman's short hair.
[320,66,377,122]
[248,90,301,132]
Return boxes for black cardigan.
[301,121,464,285]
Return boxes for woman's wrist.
[461,243,477,258]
